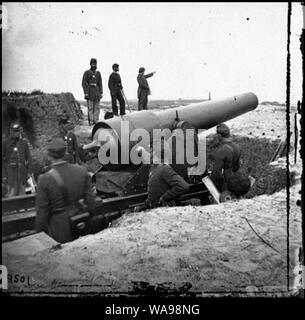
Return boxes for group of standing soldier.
[82,58,156,124]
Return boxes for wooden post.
[294,112,298,164]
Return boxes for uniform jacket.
[211,139,241,192]
[2,137,32,185]
[82,69,103,101]
[147,164,190,208]
[61,131,81,164]
[137,73,154,98]
[108,72,123,93]
[35,161,95,243]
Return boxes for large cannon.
[83,92,258,196]
[2,92,259,242]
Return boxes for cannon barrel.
[90,92,258,164]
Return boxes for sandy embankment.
[2,103,302,296]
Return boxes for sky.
[2,2,303,103]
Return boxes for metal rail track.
[2,183,210,242]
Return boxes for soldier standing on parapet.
[108,63,126,116]
[82,58,103,126]
[2,123,33,197]
[137,67,156,110]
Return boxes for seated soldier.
[138,139,190,209]
[227,172,252,198]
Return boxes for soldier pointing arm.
[137,67,156,111]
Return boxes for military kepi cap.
[216,123,230,137]
[10,122,21,131]
[112,63,119,69]
[139,67,145,73]
[90,58,97,64]
[46,137,66,158]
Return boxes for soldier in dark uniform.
[210,123,241,192]
[147,163,190,208]
[82,58,103,125]
[108,63,126,116]
[35,137,95,243]
[137,67,156,110]
[138,140,189,208]
[2,123,33,197]
[58,117,81,165]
